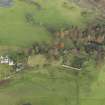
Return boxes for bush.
[8,50,28,63]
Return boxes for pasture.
[0,64,104,105]
[0,0,104,105]
[0,0,96,47]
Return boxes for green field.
[0,0,104,105]
[0,0,96,47]
[0,64,104,105]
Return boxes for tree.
[8,50,28,65]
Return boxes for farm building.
[0,55,14,66]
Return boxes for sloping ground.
[0,67,77,105]
[0,0,105,105]
[0,64,104,105]
[80,65,105,105]
[0,0,51,47]
[0,0,96,47]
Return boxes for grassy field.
[0,53,104,105]
[0,0,104,105]
[0,0,96,47]
[0,67,77,105]
[0,64,104,105]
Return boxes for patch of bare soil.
[0,79,11,86]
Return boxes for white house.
[9,60,14,66]
[0,56,9,64]
[0,55,14,66]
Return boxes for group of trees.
[5,20,104,70]
[23,20,105,68]
[7,50,28,72]
[55,23,105,45]
[50,22,105,66]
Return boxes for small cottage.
[0,55,14,66]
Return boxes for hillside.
[0,0,105,105]
[0,0,97,46]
